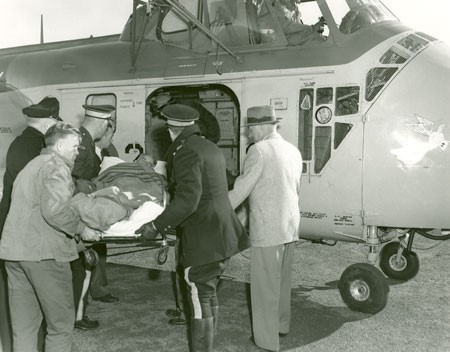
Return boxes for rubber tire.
[338,263,389,314]
[379,242,419,281]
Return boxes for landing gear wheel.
[157,246,169,265]
[338,263,389,314]
[379,242,419,281]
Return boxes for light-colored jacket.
[229,132,302,247]
[0,149,85,262]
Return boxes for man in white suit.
[228,106,302,352]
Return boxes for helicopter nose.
[363,39,450,229]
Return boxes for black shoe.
[279,332,288,337]
[165,308,182,319]
[75,317,99,330]
[168,317,187,325]
[92,293,119,303]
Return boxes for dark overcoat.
[72,126,101,181]
[154,125,249,267]
[0,127,45,236]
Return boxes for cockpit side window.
[161,0,200,33]
[328,0,397,35]
[152,0,330,51]
[257,0,328,46]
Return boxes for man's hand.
[313,16,325,33]
[80,226,101,242]
[135,222,159,241]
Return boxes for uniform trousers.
[71,257,88,318]
[251,242,295,352]
[184,259,228,319]
[0,260,12,352]
[5,260,75,352]
[89,243,108,298]
[171,238,189,315]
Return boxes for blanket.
[72,156,169,236]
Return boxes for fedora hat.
[22,96,62,121]
[245,106,282,126]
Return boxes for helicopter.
[1,0,450,314]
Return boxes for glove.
[80,226,101,242]
[135,221,159,241]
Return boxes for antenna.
[40,14,44,44]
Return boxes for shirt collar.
[40,148,71,167]
[262,131,280,141]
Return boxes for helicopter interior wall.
[145,85,241,177]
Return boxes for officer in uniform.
[0,97,62,235]
[0,96,61,352]
[71,104,118,330]
[136,104,249,352]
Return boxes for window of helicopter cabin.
[158,0,273,49]
[161,1,200,33]
[159,0,205,51]
[85,94,117,130]
[298,88,314,174]
[335,86,359,116]
[159,0,332,50]
[314,126,331,173]
[300,86,357,174]
[334,122,353,149]
[328,0,397,35]
[254,0,328,46]
[313,87,333,173]
[365,67,398,101]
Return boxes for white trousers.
[251,242,295,351]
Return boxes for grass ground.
[75,236,450,352]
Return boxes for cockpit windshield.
[327,0,397,34]
[120,0,399,53]
[151,0,330,50]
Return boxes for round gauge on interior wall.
[315,106,332,124]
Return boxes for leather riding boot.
[211,306,219,335]
[191,317,214,352]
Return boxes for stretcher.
[97,191,175,264]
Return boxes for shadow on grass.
[75,264,370,352]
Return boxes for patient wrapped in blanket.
[71,154,168,238]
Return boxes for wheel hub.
[389,254,407,271]
[349,279,370,301]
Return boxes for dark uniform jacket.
[0,126,45,236]
[154,125,249,267]
[72,126,101,181]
